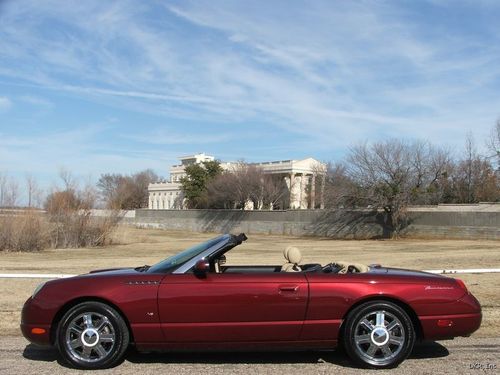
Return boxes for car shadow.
[22,340,449,368]
[22,343,59,362]
[126,348,352,366]
[410,341,449,359]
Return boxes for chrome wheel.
[354,310,405,365]
[343,301,415,368]
[65,312,116,363]
[58,301,129,369]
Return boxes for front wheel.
[342,301,415,369]
[56,301,129,369]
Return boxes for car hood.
[89,267,132,273]
[83,267,139,276]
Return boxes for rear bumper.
[20,297,52,346]
[419,293,482,340]
[420,312,482,340]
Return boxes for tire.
[342,300,415,369]
[56,301,130,369]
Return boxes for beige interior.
[331,260,370,273]
[281,246,369,273]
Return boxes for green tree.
[180,161,222,208]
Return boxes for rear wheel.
[342,301,415,368]
[56,301,129,369]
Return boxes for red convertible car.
[21,233,481,369]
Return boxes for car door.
[158,272,308,342]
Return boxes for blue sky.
[1,0,500,191]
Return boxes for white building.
[148,153,326,210]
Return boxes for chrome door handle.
[279,285,299,292]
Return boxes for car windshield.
[147,235,228,273]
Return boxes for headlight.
[32,282,47,298]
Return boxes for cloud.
[0,122,178,182]
[0,96,12,111]
[19,95,53,107]
[124,129,234,145]
[0,0,499,165]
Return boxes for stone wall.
[134,204,500,240]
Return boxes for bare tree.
[207,162,292,210]
[261,174,290,210]
[97,174,127,209]
[486,120,500,168]
[25,173,42,208]
[0,173,21,207]
[409,142,452,204]
[343,139,452,236]
[97,169,160,209]
[45,174,120,248]
[218,162,264,209]
[59,167,77,192]
[322,162,357,208]
[3,179,19,207]
[0,172,7,207]
[461,133,477,203]
[206,172,238,208]
[451,154,499,203]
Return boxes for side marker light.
[437,319,454,327]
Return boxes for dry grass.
[1,226,498,337]
[0,211,47,251]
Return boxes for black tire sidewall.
[56,301,129,369]
[342,301,415,369]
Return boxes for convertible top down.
[21,233,481,369]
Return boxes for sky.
[1,0,500,194]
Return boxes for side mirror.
[194,258,210,276]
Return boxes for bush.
[0,181,122,252]
[0,209,121,252]
[48,210,121,248]
[44,183,122,249]
[0,210,47,251]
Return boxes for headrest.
[286,247,302,264]
[283,246,293,259]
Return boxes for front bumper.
[20,297,52,346]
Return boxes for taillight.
[455,278,468,293]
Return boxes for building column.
[299,174,307,209]
[320,173,325,209]
[311,174,316,209]
[289,173,296,209]
[299,174,303,209]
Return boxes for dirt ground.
[0,226,499,337]
[1,336,498,374]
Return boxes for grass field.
[1,226,499,337]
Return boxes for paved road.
[0,336,498,374]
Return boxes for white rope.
[0,273,77,279]
[424,268,500,274]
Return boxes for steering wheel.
[322,263,343,274]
